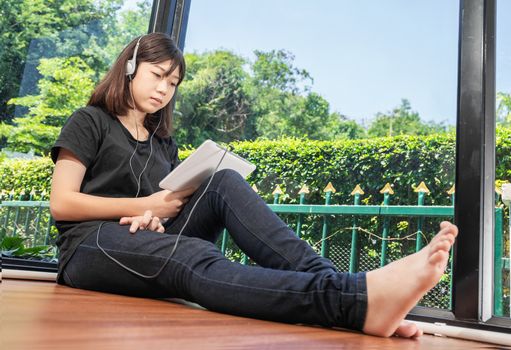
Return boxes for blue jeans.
[62,169,367,329]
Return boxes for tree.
[174,49,366,145]
[333,113,367,139]
[174,51,253,145]
[497,92,511,126]
[249,50,364,140]
[0,57,95,155]
[251,50,312,94]
[0,0,151,153]
[368,99,447,137]
[0,0,122,122]
[248,50,311,139]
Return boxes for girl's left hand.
[119,210,165,233]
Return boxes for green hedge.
[2,129,511,205]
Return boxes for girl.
[50,32,458,338]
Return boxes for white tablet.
[159,140,256,192]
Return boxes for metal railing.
[1,183,509,316]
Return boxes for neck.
[125,108,146,127]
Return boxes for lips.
[150,97,163,104]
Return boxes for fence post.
[3,190,14,231]
[23,189,36,240]
[380,183,394,267]
[414,182,430,252]
[349,185,364,272]
[321,182,335,258]
[296,185,309,238]
[220,228,228,255]
[273,185,283,204]
[12,190,25,236]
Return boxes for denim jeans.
[62,169,368,329]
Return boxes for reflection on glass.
[0,0,153,263]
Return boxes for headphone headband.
[126,35,145,77]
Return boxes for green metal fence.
[1,183,509,317]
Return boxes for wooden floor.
[2,279,503,350]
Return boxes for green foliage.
[251,49,312,94]
[368,99,449,137]
[0,157,54,198]
[175,49,367,146]
[230,134,457,206]
[497,92,511,126]
[1,235,54,259]
[6,128,511,205]
[175,50,253,143]
[0,0,150,150]
[0,0,123,121]
[1,57,95,155]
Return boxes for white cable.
[96,145,231,279]
[126,82,163,198]
[133,114,162,198]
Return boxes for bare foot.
[362,221,458,337]
[394,320,423,338]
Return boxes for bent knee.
[216,168,244,182]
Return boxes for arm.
[50,148,195,221]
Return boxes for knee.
[216,168,244,182]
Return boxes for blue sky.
[127,0,511,126]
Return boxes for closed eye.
[153,72,162,78]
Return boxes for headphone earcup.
[126,60,135,76]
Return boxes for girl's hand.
[120,210,165,233]
[145,187,197,218]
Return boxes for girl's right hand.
[145,187,197,218]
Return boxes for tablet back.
[159,140,256,191]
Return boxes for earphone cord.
[133,114,162,198]
[95,145,231,279]
[127,85,163,198]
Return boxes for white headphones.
[124,34,163,197]
[126,35,144,78]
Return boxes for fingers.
[129,210,153,233]
[142,210,153,227]
[120,210,166,234]
[148,216,165,233]
[119,216,131,225]
[129,220,140,233]
[174,186,197,198]
[119,216,141,234]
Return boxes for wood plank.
[2,279,501,350]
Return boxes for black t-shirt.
[50,105,180,283]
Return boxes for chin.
[143,106,162,114]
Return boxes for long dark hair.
[88,32,186,137]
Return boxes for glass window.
[495,0,511,319]
[0,0,153,266]
[182,0,459,311]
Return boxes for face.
[130,60,180,114]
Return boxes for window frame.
[4,0,511,333]
[408,0,511,332]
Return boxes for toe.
[394,321,422,338]
[428,250,449,267]
[440,221,451,230]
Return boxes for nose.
[156,79,170,93]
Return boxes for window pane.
[0,0,153,264]
[183,0,459,310]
